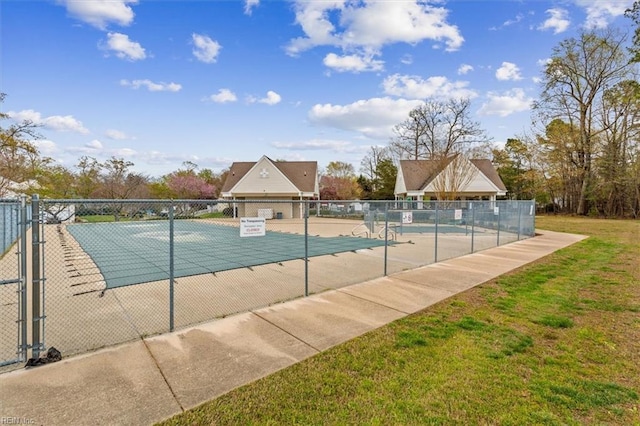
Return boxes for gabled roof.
[398,157,455,191]
[220,162,254,193]
[221,156,318,194]
[397,156,506,193]
[469,159,507,191]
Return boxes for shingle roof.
[221,158,318,193]
[399,157,455,191]
[220,162,254,193]
[273,161,318,192]
[399,156,505,192]
[470,159,507,191]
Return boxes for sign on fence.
[240,217,266,237]
[402,211,413,224]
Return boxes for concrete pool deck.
[0,229,586,425]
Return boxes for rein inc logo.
[1,418,35,425]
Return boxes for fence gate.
[0,198,28,369]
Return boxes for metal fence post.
[434,202,439,263]
[496,204,501,247]
[471,202,475,253]
[19,196,28,362]
[384,202,389,276]
[31,194,42,359]
[304,201,309,297]
[531,199,536,237]
[169,201,175,332]
[517,201,522,240]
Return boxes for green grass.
[78,212,227,222]
[159,216,640,425]
[79,214,122,222]
[197,212,226,219]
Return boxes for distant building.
[0,178,38,198]
[220,156,319,219]
[395,156,507,202]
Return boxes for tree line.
[2,4,639,217]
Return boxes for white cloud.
[8,109,89,134]
[261,91,282,105]
[308,97,424,139]
[113,148,137,157]
[271,139,353,152]
[400,54,413,65]
[33,140,57,155]
[192,34,221,63]
[120,79,182,92]
[244,0,259,15]
[323,52,384,73]
[45,115,91,133]
[7,109,42,123]
[537,58,551,67]
[382,74,478,100]
[103,32,146,61]
[495,62,523,81]
[287,1,464,58]
[477,88,534,117]
[576,0,632,29]
[458,64,473,75]
[208,89,237,103]
[60,0,137,30]
[538,8,570,34]
[105,129,134,140]
[86,140,104,150]
[503,13,524,27]
[249,90,281,105]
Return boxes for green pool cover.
[66,221,392,289]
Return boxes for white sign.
[402,211,413,224]
[240,217,266,237]
[454,209,462,220]
[494,207,500,215]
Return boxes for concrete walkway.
[0,230,586,425]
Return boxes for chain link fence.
[1,197,535,373]
[0,198,32,372]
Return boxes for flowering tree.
[166,173,216,199]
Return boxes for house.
[0,178,38,198]
[394,156,507,203]
[220,156,319,219]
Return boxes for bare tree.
[595,79,640,216]
[626,1,640,62]
[389,107,428,160]
[534,29,633,215]
[359,146,393,193]
[390,98,490,161]
[430,154,479,202]
[360,146,390,181]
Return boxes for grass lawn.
[159,216,640,425]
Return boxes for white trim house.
[395,156,507,202]
[220,156,319,219]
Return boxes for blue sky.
[2,0,635,177]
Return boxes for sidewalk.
[0,230,586,426]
